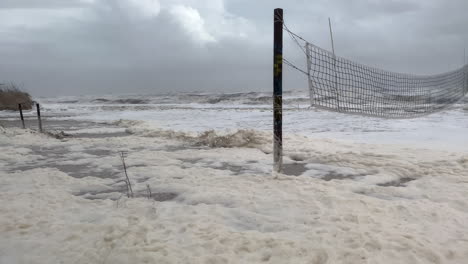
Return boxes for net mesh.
[306,42,468,118]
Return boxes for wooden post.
[36,103,43,133]
[273,8,283,173]
[18,104,25,129]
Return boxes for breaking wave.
[44,91,311,107]
[92,98,150,104]
[193,130,268,148]
[113,119,269,148]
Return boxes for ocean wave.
[44,91,311,106]
[57,100,79,104]
[193,130,268,148]
[92,98,150,104]
[113,119,269,148]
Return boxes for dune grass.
[0,83,33,110]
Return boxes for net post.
[36,103,43,133]
[273,8,283,173]
[328,18,340,110]
[465,64,468,94]
[18,104,25,129]
[305,43,314,106]
[328,18,336,56]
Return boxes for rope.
[283,58,309,76]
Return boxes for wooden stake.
[18,104,25,129]
[36,103,43,133]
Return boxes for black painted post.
[273,8,283,173]
[36,103,43,133]
[18,104,25,129]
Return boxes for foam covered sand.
[1,125,468,263]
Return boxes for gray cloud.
[0,0,89,9]
[0,0,467,96]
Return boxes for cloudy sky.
[1,0,467,96]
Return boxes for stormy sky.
[1,0,467,96]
